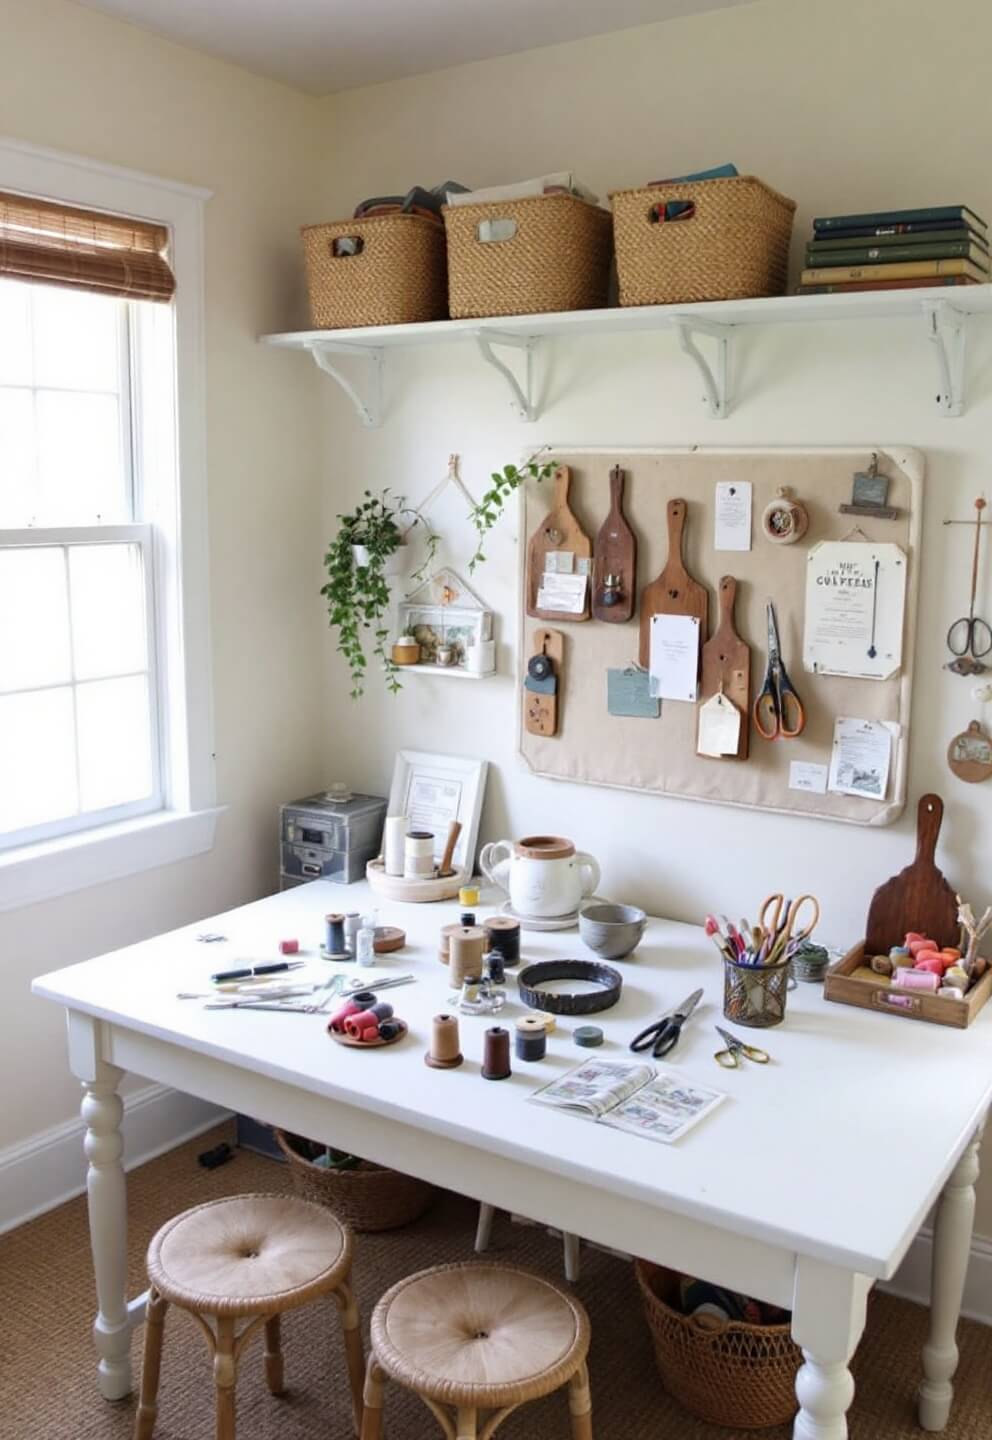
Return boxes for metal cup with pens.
[723,952,794,1028]
[708,894,819,1030]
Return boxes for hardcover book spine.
[801,258,984,284]
[805,242,987,267]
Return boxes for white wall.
[314,0,992,1232]
[0,0,327,1147]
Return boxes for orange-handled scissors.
[753,601,806,739]
[759,893,821,959]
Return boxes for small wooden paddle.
[864,793,959,954]
[592,465,637,623]
[699,576,751,760]
[526,465,592,621]
[638,498,708,668]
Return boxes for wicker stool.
[360,1262,592,1439]
[135,1193,365,1440]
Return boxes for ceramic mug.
[479,836,600,918]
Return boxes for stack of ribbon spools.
[328,990,408,1046]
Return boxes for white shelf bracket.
[671,316,733,418]
[474,332,539,421]
[308,342,384,427]
[923,300,966,417]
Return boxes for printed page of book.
[529,1059,655,1118]
[597,1070,726,1144]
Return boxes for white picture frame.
[386,749,488,874]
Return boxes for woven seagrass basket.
[611,176,796,306]
[274,1129,434,1232]
[301,213,447,329]
[443,193,612,319]
[635,1260,801,1428]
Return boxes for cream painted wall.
[313,0,992,1231]
[0,0,327,1145]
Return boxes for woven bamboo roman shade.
[0,191,175,302]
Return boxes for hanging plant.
[468,448,556,572]
[321,490,437,699]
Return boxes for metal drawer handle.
[301,863,321,877]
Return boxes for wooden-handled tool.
[699,576,751,759]
[638,498,708,668]
[526,465,592,621]
[436,821,462,879]
[592,465,637,623]
[524,628,564,736]
[864,794,959,954]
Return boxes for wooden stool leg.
[563,1233,581,1284]
[455,1406,478,1438]
[359,1357,385,1440]
[214,1315,237,1440]
[333,1279,366,1434]
[568,1361,593,1440]
[475,1203,495,1253]
[263,1315,285,1396]
[134,1288,168,1440]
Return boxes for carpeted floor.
[2,1121,989,1439]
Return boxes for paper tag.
[828,717,892,800]
[714,481,752,551]
[544,551,574,574]
[649,614,700,702]
[607,667,660,719]
[697,692,742,757]
[789,761,829,795]
[536,572,587,614]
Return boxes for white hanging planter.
[351,541,409,576]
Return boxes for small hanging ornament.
[761,487,809,546]
[947,720,992,783]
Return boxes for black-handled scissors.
[630,988,703,1058]
[753,601,806,740]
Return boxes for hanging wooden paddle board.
[524,628,564,737]
[526,465,592,622]
[592,465,637,623]
[864,793,959,954]
[698,575,751,759]
[638,498,708,668]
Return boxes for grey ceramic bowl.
[578,902,647,959]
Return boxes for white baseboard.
[881,1227,992,1325]
[0,1085,229,1236]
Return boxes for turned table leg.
[918,1126,984,1431]
[80,1051,133,1399]
[475,1204,495,1253]
[791,1257,869,1440]
[263,1315,284,1396]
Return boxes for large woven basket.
[611,176,796,306]
[635,1261,800,1429]
[301,213,447,329]
[443,193,612,319]
[274,1129,434,1232]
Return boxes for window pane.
[32,286,123,392]
[69,543,147,680]
[35,391,126,523]
[0,687,77,833]
[76,674,153,811]
[0,546,72,693]
[0,390,36,526]
[0,281,32,386]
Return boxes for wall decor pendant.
[761,487,809,545]
[947,720,992,783]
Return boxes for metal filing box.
[280,790,387,889]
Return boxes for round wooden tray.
[366,858,465,903]
[330,1019,408,1050]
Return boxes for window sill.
[0,807,224,914]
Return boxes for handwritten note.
[697,692,742,757]
[714,481,752,552]
[536,572,587,614]
[789,761,829,795]
[649,614,700,702]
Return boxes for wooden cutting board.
[526,465,592,621]
[698,575,751,760]
[638,498,708,668]
[864,793,959,953]
[592,465,637,623]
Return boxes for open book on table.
[530,1058,725,1145]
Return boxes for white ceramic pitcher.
[479,836,600,918]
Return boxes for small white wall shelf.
[261,285,992,426]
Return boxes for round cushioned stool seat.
[371,1262,589,1410]
[147,1193,351,1316]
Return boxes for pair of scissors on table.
[758,893,820,965]
[714,1026,770,1069]
[753,601,805,739]
[630,988,703,1058]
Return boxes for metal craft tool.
[630,989,704,1058]
[206,993,339,1014]
[753,601,806,740]
[945,497,991,676]
[714,1026,771,1068]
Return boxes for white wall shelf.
[398,664,493,679]
[261,285,992,425]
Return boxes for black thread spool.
[483,949,505,985]
[482,1026,511,1080]
[484,916,521,966]
[324,913,347,954]
[460,911,477,928]
[515,1016,547,1062]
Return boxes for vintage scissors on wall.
[753,601,806,739]
[630,988,703,1058]
[758,893,820,964]
[946,497,991,676]
[714,1026,771,1069]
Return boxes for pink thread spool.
[345,1009,380,1041]
[278,938,299,955]
[328,998,363,1033]
[894,967,939,992]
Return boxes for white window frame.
[0,137,221,911]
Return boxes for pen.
[210,961,305,983]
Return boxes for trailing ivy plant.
[468,449,556,572]
[321,489,436,699]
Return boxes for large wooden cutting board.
[591,465,637,624]
[526,465,592,622]
[699,575,751,760]
[638,498,708,668]
[864,793,959,953]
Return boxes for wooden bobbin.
[449,927,486,987]
[439,923,464,966]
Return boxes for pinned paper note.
[789,761,829,795]
[536,572,587,614]
[544,551,575,574]
[828,717,894,800]
[714,481,752,552]
[803,542,906,680]
[648,614,700,702]
[607,667,660,719]
[697,692,742,757]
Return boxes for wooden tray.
[366,859,465,903]
[824,943,992,1029]
[331,1019,408,1049]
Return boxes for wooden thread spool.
[425,1013,463,1069]
[449,927,486,986]
[439,922,464,966]
[483,915,521,965]
[482,1026,511,1080]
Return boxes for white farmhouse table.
[33,879,990,1439]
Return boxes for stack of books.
[799,205,989,294]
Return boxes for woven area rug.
[2,1121,989,1439]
